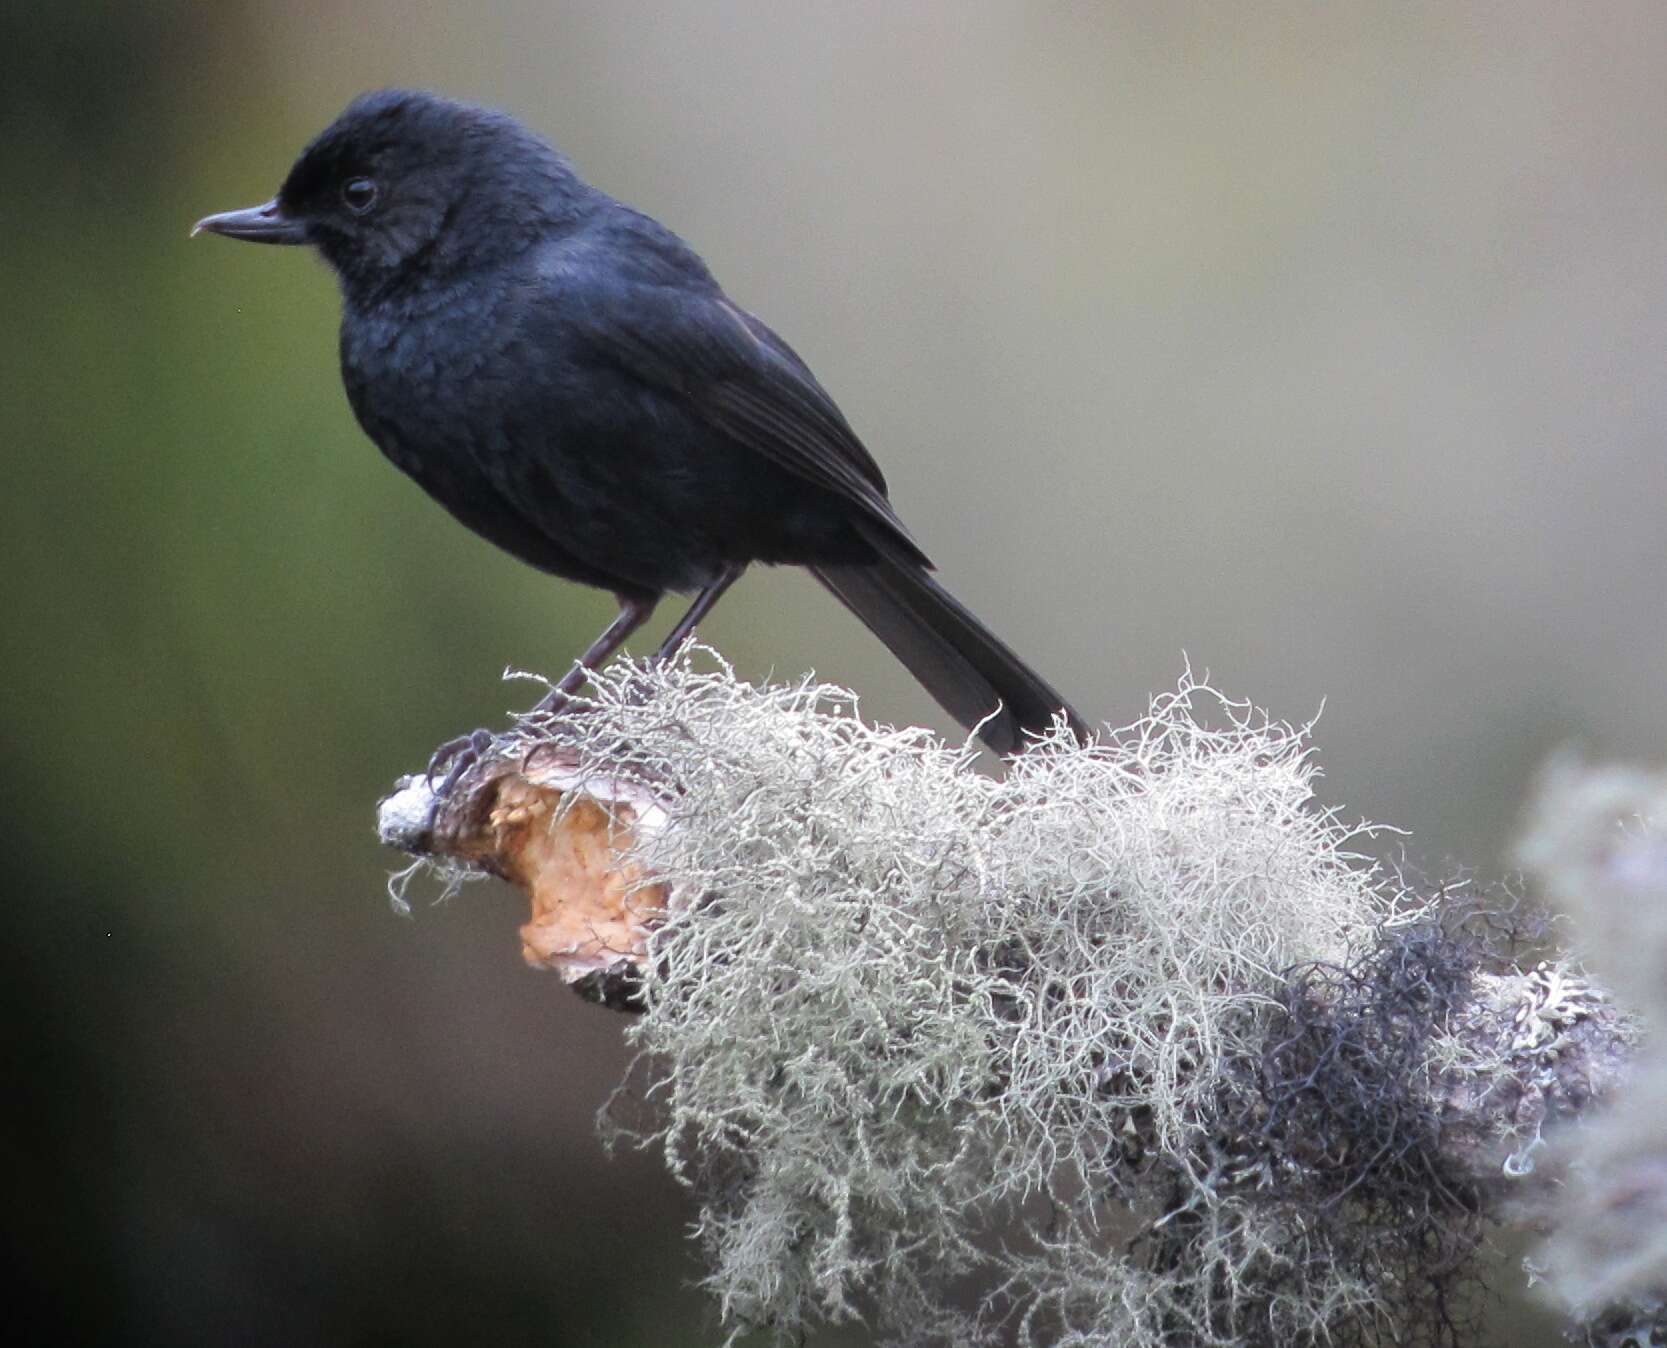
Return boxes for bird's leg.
[535,593,659,710]
[653,563,745,662]
[425,595,659,799]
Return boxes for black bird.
[195,89,1085,762]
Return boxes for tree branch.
[375,659,1656,1347]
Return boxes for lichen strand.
[1518,762,1667,1331]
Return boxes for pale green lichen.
[507,654,1465,1346]
[1519,761,1667,1329]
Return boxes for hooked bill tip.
[190,198,309,245]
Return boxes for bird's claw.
[426,727,498,798]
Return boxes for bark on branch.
[379,739,673,1010]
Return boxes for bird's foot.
[426,727,498,798]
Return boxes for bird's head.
[193,89,590,299]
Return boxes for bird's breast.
[335,292,723,593]
[339,293,503,450]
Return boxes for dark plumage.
[195,89,1085,757]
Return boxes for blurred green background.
[8,2,1664,1343]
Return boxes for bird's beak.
[190,198,309,245]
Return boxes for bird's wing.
[566,279,927,562]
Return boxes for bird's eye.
[341,177,379,214]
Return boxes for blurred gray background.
[7,2,1664,1343]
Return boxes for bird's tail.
[810,547,1087,755]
